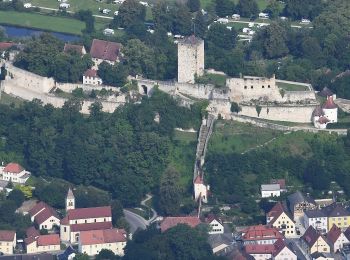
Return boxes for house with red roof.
[266,202,295,238]
[78,228,127,256]
[204,215,224,234]
[0,230,16,255]
[28,202,60,230]
[82,69,102,86]
[326,224,349,252]
[25,234,60,254]
[0,162,31,184]
[301,226,330,254]
[160,216,201,232]
[313,95,338,129]
[241,225,284,245]
[89,39,122,69]
[244,239,296,260]
[60,189,112,243]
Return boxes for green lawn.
[173,130,197,143]
[277,82,310,91]
[0,92,25,107]
[196,73,227,88]
[208,120,282,154]
[0,11,85,35]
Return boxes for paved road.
[141,194,158,224]
[228,19,313,29]
[123,209,147,234]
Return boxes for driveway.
[123,209,147,234]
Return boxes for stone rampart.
[175,82,214,99]
[56,83,117,93]
[282,91,316,102]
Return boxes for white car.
[23,3,32,8]
[258,12,269,19]
[217,18,229,24]
[103,28,115,36]
[300,18,311,24]
[242,28,251,34]
[114,11,119,16]
[232,14,240,20]
[113,0,125,3]
[59,3,70,8]
[102,9,111,14]
[139,1,149,7]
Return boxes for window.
[251,86,253,89]
[262,85,264,88]
[268,85,271,88]
[244,86,247,89]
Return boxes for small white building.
[83,69,102,85]
[322,96,338,123]
[258,12,269,19]
[79,229,127,256]
[232,14,240,20]
[261,184,282,198]
[0,162,31,184]
[205,216,224,235]
[0,230,16,255]
[304,209,328,234]
[193,175,209,203]
[326,225,349,253]
[28,201,60,230]
[25,234,60,254]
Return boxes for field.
[0,10,85,35]
[277,81,310,91]
[208,120,282,154]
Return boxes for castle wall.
[177,40,204,83]
[56,83,116,93]
[238,104,318,123]
[175,82,213,99]
[282,91,316,102]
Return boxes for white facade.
[332,233,349,252]
[273,246,297,260]
[0,166,30,184]
[250,253,272,260]
[38,216,60,230]
[83,75,102,85]
[26,241,60,254]
[261,184,281,198]
[79,241,126,256]
[323,108,337,123]
[0,233,16,255]
[304,215,328,234]
[208,219,224,235]
[194,182,208,203]
[177,36,204,84]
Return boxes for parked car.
[232,14,240,20]
[103,28,115,36]
[59,3,70,8]
[102,9,111,14]
[23,3,32,8]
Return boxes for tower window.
[244,86,247,89]
[251,86,253,89]
[262,85,265,88]
[268,85,271,88]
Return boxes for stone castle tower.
[177,35,204,84]
[66,187,75,211]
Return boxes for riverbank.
[0,10,85,35]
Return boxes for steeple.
[66,187,75,211]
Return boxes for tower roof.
[323,96,337,109]
[182,35,203,46]
[66,188,74,199]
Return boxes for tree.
[171,3,192,36]
[0,200,17,222]
[230,102,241,113]
[111,200,124,226]
[193,12,207,38]
[74,253,90,260]
[187,0,200,12]
[235,0,259,18]
[115,0,146,28]
[215,0,235,17]
[74,10,95,33]
[284,0,323,20]
[7,189,25,207]
[96,249,119,260]
[158,167,182,215]
[97,62,127,87]
[206,23,237,50]
[265,0,283,19]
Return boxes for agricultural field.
[0,10,85,35]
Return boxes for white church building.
[313,95,338,129]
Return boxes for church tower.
[66,187,75,211]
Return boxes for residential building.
[28,202,60,230]
[244,239,296,260]
[326,224,349,252]
[323,203,350,230]
[310,252,334,260]
[301,226,330,255]
[304,209,328,233]
[193,174,209,203]
[241,225,284,245]
[272,239,297,260]
[63,43,86,56]
[25,234,60,254]
[287,191,317,220]
[78,228,127,256]
[160,216,201,232]
[0,230,16,255]
[261,184,281,198]
[89,39,122,69]
[207,233,233,255]
[205,216,224,235]
[60,189,112,243]
[0,162,31,184]
[266,202,295,237]
[26,226,40,239]
[270,179,287,192]
[83,69,102,85]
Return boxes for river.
[1,25,80,42]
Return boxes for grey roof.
[323,203,350,217]
[261,184,280,191]
[66,188,74,199]
[207,233,233,249]
[0,180,8,188]
[287,191,316,211]
[304,209,327,218]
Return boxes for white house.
[258,12,269,19]
[83,69,102,85]
[90,39,122,69]
[205,216,224,235]
[0,230,16,255]
[78,228,127,256]
[0,162,31,184]
[304,209,328,234]
[322,96,337,123]
[28,202,60,230]
[267,202,295,238]
[272,239,297,260]
[245,239,296,260]
[25,234,60,254]
[326,224,349,253]
[193,175,209,203]
[261,184,282,198]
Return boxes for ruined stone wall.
[56,83,117,93]
[282,91,316,102]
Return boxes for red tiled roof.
[242,225,284,241]
[194,175,204,184]
[323,96,337,109]
[60,216,69,225]
[24,236,36,246]
[4,162,24,173]
[29,201,49,217]
[67,206,111,220]
[160,216,201,232]
[34,207,59,225]
[0,42,15,50]
[270,179,286,189]
[302,226,326,247]
[90,39,121,62]
[63,43,85,55]
[267,202,284,220]
[37,234,60,246]
[327,224,342,245]
[80,228,127,245]
[204,214,221,224]
[272,239,287,257]
[26,226,40,239]
[0,230,15,241]
[70,221,113,232]
[84,69,98,78]
[245,244,275,254]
